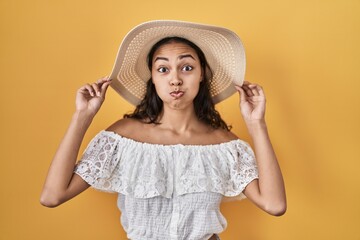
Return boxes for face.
[151,41,203,109]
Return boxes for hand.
[75,77,112,116]
[235,81,266,123]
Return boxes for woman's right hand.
[40,76,112,208]
[75,77,112,116]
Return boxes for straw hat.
[109,20,246,105]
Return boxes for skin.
[40,42,286,217]
[152,43,202,111]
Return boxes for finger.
[234,85,242,91]
[95,76,111,94]
[243,80,251,85]
[96,76,110,84]
[256,85,265,96]
[235,85,246,102]
[91,83,101,97]
[100,79,112,98]
[241,84,254,97]
[251,84,265,97]
[245,81,264,96]
[249,84,260,96]
[84,84,95,97]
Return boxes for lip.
[170,90,184,98]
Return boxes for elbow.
[40,198,60,208]
[40,196,61,208]
[40,190,63,208]
[264,202,287,216]
[267,205,287,216]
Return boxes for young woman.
[40,20,286,240]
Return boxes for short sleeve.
[227,140,258,200]
[173,139,258,200]
[74,131,122,193]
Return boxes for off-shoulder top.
[74,130,258,240]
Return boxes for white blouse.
[74,130,258,240]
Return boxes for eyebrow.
[154,54,196,62]
[179,54,195,60]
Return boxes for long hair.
[124,37,230,131]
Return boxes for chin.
[165,99,191,110]
[169,102,185,109]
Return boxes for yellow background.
[1,0,359,239]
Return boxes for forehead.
[153,41,198,58]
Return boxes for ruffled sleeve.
[175,139,258,200]
[74,131,173,198]
[74,131,123,193]
[74,130,258,200]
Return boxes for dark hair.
[124,37,230,130]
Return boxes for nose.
[170,72,182,86]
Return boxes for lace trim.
[74,130,258,199]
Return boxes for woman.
[40,20,286,240]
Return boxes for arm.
[235,82,286,216]
[40,77,112,208]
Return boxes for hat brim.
[109,20,246,105]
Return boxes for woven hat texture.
[109,20,246,105]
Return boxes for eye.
[157,67,168,73]
[182,65,193,71]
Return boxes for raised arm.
[235,81,287,216]
[40,77,112,208]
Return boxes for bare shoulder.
[209,128,239,143]
[106,118,145,138]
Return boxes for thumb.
[235,85,246,103]
[100,79,112,99]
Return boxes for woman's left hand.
[235,81,266,123]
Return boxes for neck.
[158,104,200,134]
